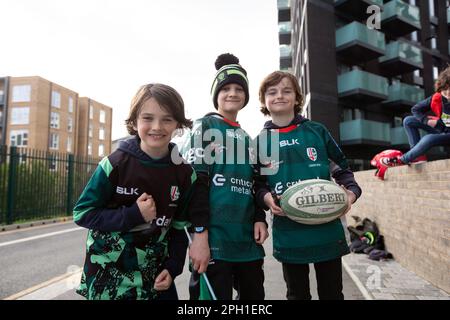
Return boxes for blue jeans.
[401,116,450,163]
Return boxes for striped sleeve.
[73,156,145,232]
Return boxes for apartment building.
[1,76,112,157]
[278,0,450,170]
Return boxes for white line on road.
[0,227,84,248]
[4,268,82,300]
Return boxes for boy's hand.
[427,119,438,128]
[189,231,210,274]
[136,192,157,223]
[254,222,269,245]
[263,192,286,216]
[154,269,172,291]
[340,185,357,217]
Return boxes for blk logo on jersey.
[307,147,317,161]
[170,186,180,201]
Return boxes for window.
[49,133,59,150]
[10,130,28,146]
[10,107,30,125]
[433,66,439,80]
[99,127,105,140]
[67,136,72,153]
[68,97,74,113]
[68,117,73,132]
[88,142,92,156]
[50,112,60,129]
[51,91,61,108]
[89,124,93,138]
[99,110,106,123]
[98,144,104,157]
[12,85,31,102]
[89,105,94,120]
[428,0,435,17]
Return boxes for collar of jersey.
[209,113,241,127]
[271,124,299,133]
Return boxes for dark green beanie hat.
[211,53,249,109]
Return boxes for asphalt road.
[0,221,87,299]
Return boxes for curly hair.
[125,83,192,135]
[434,65,450,92]
[258,71,304,116]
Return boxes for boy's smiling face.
[217,83,246,115]
[264,77,297,116]
[134,97,178,158]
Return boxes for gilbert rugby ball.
[280,179,348,225]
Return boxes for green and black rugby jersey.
[255,116,354,264]
[73,137,208,300]
[179,112,265,262]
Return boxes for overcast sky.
[0,0,280,140]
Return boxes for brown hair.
[434,65,450,92]
[258,71,304,116]
[125,83,192,135]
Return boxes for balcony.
[381,0,421,37]
[279,21,292,45]
[334,0,383,20]
[336,21,385,64]
[338,69,388,104]
[379,40,423,76]
[390,126,409,146]
[448,7,450,32]
[278,0,290,22]
[340,119,391,146]
[0,94,4,104]
[383,82,424,111]
[280,44,292,69]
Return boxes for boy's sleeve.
[323,126,362,202]
[412,96,432,124]
[180,119,211,174]
[252,138,271,211]
[73,156,145,232]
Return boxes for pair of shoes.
[409,155,427,165]
[379,155,405,167]
[371,149,405,180]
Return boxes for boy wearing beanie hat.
[180,53,268,300]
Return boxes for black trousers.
[189,259,265,300]
[282,257,344,300]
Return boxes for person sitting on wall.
[371,66,450,180]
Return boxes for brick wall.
[350,159,450,293]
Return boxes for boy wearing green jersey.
[180,53,268,300]
[254,71,362,300]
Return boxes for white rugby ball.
[280,179,348,225]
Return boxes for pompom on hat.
[211,53,249,109]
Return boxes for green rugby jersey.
[180,113,265,262]
[73,138,205,300]
[256,118,350,264]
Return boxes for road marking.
[4,268,82,300]
[0,227,84,248]
[0,220,74,236]
[342,258,373,300]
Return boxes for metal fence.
[0,145,101,225]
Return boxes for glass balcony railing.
[334,0,383,6]
[447,7,450,24]
[336,21,385,51]
[338,69,388,97]
[279,44,292,58]
[340,119,391,144]
[391,126,409,145]
[0,94,4,104]
[381,0,421,29]
[278,21,292,34]
[379,40,423,67]
[277,0,290,10]
[385,82,424,105]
